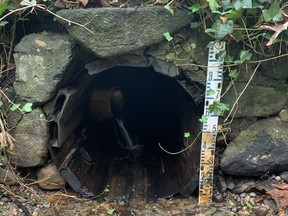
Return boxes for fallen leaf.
[79,0,89,7]
[273,183,288,190]
[220,16,228,24]
[258,16,288,46]
[256,180,288,216]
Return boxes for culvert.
[48,63,203,201]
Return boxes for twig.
[0,89,25,115]
[6,16,17,71]
[0,4,96,35]
[223,62,261,122]
[35,5,96,35]
[158,130,202,155]
[11,197,32,216]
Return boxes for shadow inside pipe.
[50,66,203,201]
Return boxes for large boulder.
[220,117,288,176]
[56,7,193,57]
[222,82,286,118]
[10,108,49,167]
[13,32,78,104]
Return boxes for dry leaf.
[79,0,89,7]
[220,16,228,24]
[258,16,288,46]
[256,180,288,216]
[34,39,47,47]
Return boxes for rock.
[222,83,286,118]
[13,32,78,104]
[56,7,193,57]
[260,56,288,80]
[226,117,257,140]
[10,108,49,167]
[278,109,288,121]
[36,162,66,190]
[221,118,288,176]
[280,171,288,183]
[252,206,269,216]
[0,167,17,186]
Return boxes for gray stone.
[56,7,193,57]
[36,162,66,190]
[280,171,288,183]
[85,54,151,75]
[260,56,288,80]
[220,118,288,176]
[222,82,286,118]
[278,109,288,121]
[13,32,77,104]
[10,108,49,167]
[150,57,179,77]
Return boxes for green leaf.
[190,3,202,13]
[241,0,252,9]
[217,50,226,60]
[0,101,3,107]
[234,50,252,64]
[207,0,221,12]
[0,21,8,27]
[190,43,196,49]
[210,19,234,40]
[229,69,239,79]
[107,208,115,215]
[226,8,243,20]
[163,32,173,42]
[184,132,190,138]
[199,115,208,123]
[21,103,33,113]
[209,102,230,116]
[262,1,282,22]
[10,104,21,111]
[190,22,201,29]
[164,4,174,15]
[245,201,254,208]
[207,89,216,95]
[0,0,9,17]
[225,54,234,63]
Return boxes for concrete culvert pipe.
[48,66,203,201]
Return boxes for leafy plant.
[9,102,33,113]
[163,32,173,41]
[208,101,230,116]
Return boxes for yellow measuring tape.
[198,42,226,205]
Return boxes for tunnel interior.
[49,66,203,201]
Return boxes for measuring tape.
[198,42,226,205]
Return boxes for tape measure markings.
[198,42,226,205]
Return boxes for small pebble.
[252,206,269,216]
[0,197,10,202]
[280,171,288,183]
[274,176,281,181]
[240,193,246,198]
[66,203,76,210]
[42,202,51,208]
[249,192,256,197]
[227,182,235,190]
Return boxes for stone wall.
[3,6,288,189]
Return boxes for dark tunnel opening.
[49,66,203,201]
